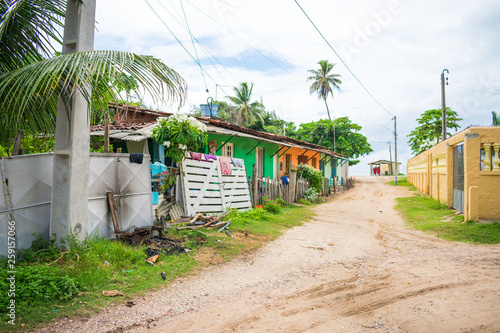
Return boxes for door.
[452,144,464,212]
[256,147,264,178]
[285,154,292,175]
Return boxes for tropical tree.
[407,108,462,155]
[226,82,265,127]
[307,60,342,121]
[493,111,499,126]
[291,117,372,166]
[0,0,187,144]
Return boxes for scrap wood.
[217,221,232,233]
[188,213,202,224]
[146,254,160,264]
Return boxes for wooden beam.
[246,141,262,155]
[298,148,309,157]
[306,152,319,162]
[106,192,120,234]
[216,136,235,152]
[270,146,285,158]
[278,146,291,158]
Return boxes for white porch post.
[50,0,96,242]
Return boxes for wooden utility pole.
[104,112,110,153]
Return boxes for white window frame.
[221,142,234,157]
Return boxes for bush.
[262,195,286,214]
[294,164,323,193]
[303,188,318,202]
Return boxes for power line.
[158,0,237,87]
[179,0,208,93]
[293,0,394,118]
[184,0,307,87]
[145,0,233,99]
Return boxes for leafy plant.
[294,164,323,193]
[303,188,318,202]
[151,114,208,164]
[262,195,286,214]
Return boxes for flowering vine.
[151,113,208,164]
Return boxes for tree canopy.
[0,0,187,144]
[291,117,372,166]
[407,108,462,155]
[493,111,499,126]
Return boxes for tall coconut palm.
[0,0,187,142]
[226,82,265,127]
[493,111,499,126]
[307,60,342,151]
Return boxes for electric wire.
[179,0,209,93]
[144,0,232,99]
[338,0,436,78]
[293,0,394,118]
[184,0,307,87]
[158,0,237,88]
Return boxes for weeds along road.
[52,176,500,333]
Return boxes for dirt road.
[48,176,500,333]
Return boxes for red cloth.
[189,151,202,161]
[219,157,232,175]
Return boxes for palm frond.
[0,50,187,140]
[0,0,65,73]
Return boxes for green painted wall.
[205,134,279,179]
[320,154,338,179]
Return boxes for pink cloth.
[219,157,232,175]
[189,151,202,161]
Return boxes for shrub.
[262,195,286,214]
[303,188,318,202]
[294,164,323,193]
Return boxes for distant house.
[90,104,349,183]
[368,160,401,176]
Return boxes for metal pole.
[441,69,449,141]
[394,115,398,185]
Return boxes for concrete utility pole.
[50,0,96,242]
[388,141,392,175]
[394,115,398,185]
[441,69,449,141]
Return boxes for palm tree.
[0,0,187,142]
[493,111,499,126]
[226,82,265,127]
[307,60,342,150]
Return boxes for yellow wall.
[407,127,500,221]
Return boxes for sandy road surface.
[41,176,500,333]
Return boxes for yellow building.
[407,126,500,221]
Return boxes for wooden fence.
[248,166,310,206]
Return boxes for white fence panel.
[180,157,251,216]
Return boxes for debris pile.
[116,226,189,256]
[174,210,233,237]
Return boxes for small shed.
[368,160,401,176]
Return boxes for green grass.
[0,205,313,332]
[395,194,500,244]
[387,176,416,189]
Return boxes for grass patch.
[395,194,500,244]
[0,205,313,332]
[387,176,415,189]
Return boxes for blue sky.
[93,0,500,175]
